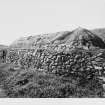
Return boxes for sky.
[0,0,105,45]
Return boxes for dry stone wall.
[5,47,105,80]
[34,48,105,82]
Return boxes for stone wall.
[6,47,105,79]
[33,48,105,78]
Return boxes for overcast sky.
[0,0,105,45]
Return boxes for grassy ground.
[0,63,103,98]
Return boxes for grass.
[0,64,102,98]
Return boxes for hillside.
[9,31,71,49]
[0,45,8,49]
[92,28,105,39]
[9,27,105,50]
[0,27,105,98]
